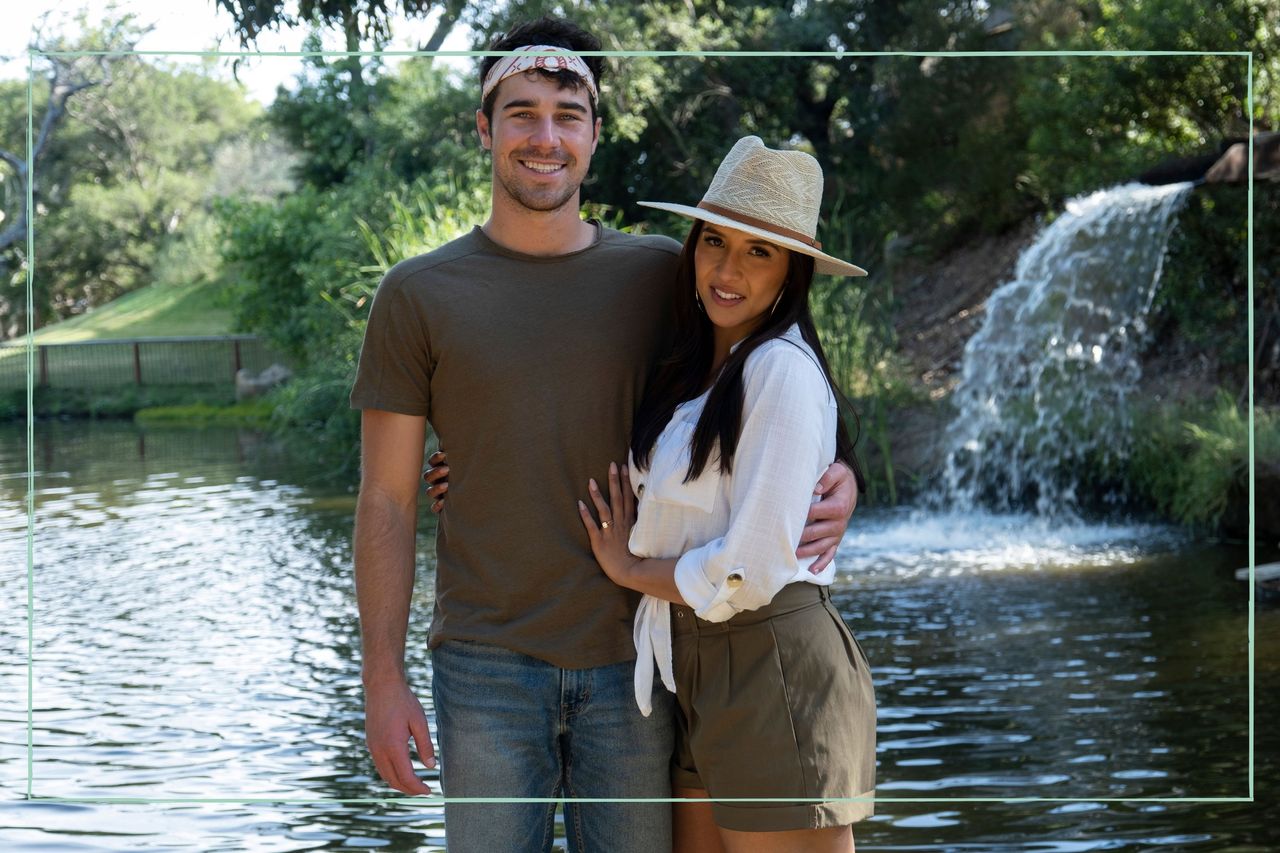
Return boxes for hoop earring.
[769,287,785,316]
[695,289,706,314]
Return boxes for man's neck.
[482,197,597,257]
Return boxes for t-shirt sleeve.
[349,266,434,416]
[672,342,835,621]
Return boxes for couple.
[351,16,877,853]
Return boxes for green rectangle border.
[20,46,1257,807]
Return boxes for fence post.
[233,338,242,379]
[39,345,49,387]
[133,341,143,386]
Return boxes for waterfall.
[936,181,1194,516]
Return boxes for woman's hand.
[578,461,640,585]
[422,450,448,513]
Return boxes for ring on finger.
[601,520,613,530]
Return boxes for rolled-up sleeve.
[673,343,835,621]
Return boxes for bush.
[1152,183,1277,395]
[1128,392,1279,530]
[2,384,237,421]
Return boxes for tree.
[33,57,260,314]
[0,59,101,255]
[216,0,469,48]
[0,13,153,255]
[218,56,486,363]
[0,14,147,336]
[216,0,471,121]
[268,45,480,189]
[0,14,261,337]
[1015,0,1279,205]
[469,0,999,248]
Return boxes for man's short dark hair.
[480,16,604,121]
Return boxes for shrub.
[1129,392,1279,530]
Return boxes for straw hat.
[639,136,867,277]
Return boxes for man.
[350,16,858,853]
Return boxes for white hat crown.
[703,137,824,241]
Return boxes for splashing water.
[937,182,1194,516]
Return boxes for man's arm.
[797,460,859,573]
[355,409,434,795]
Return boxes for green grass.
[29,279,233,344]
[134,399,274,427]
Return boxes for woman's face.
[694,223,791,343]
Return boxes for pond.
[1,421,1274,851]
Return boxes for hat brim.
[638,201,868,277]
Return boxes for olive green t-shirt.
[350,222,681,668]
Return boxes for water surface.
[2,422,1273,850]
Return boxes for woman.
[577,136,877,853]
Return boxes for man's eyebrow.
[499,98,589,114]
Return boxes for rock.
[236,362,292,401]
[1203,132,1280,184]
[1224,458,1280,544]
[1138,151,1223,185]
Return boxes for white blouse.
[627,323,838,715]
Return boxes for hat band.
[697,201,822,251]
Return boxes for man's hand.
[423,450,448,513]
[364,678,436,796]
[797,460,859,573]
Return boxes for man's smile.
[520,159,567,174]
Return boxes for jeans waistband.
[671,582,830,636]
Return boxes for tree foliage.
[0,14,262,337]
[221,54,486,364]
[216,0,467,46]
[1016,0,1277,204]
[220,0,1277,380]
[5,0,1272,456]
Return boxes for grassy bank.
[2,385,237,421]
[0,279,276,421]
[134,399,274,427]
[28,279,232,344]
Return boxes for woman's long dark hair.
[632,219,866,492]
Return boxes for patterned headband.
[481,45,599,106]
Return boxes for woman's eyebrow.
[704,225,782,250]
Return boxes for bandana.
[481,45,599,106]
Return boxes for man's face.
[476,71,601,214]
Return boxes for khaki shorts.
[670,583,877,832]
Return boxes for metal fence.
[0,335,286,391]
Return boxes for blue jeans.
[431,640,675,853]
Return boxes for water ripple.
[1,425,1266,851]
